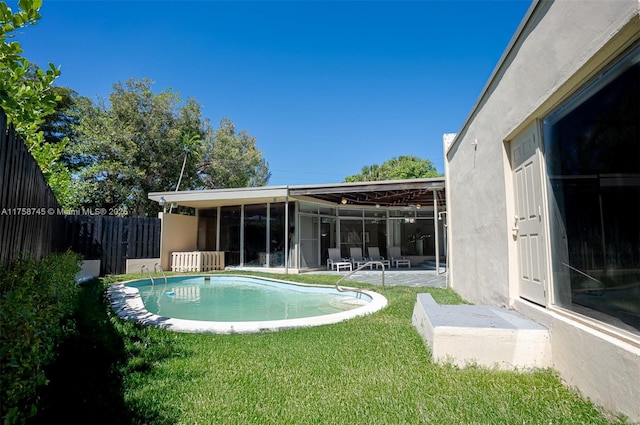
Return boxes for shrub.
[0,250,81,425]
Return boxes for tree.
[344,155,441,182]
[66,78,270,216]
[40,86,81,148]
[0,0,71,205]
[198,117,271,189]
[66,78,206,215]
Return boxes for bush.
[0,250,81,425]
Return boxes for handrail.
[335,261,385,294]
[140,265,155,286]
[154,263,168,285]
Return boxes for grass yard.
[32,272,628,425]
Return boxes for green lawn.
[33,272,628,425]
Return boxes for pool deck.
[308,261,447,288]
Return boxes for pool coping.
[106,275,388,334]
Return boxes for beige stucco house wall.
[158,212,198,271]
[445,0,639,421]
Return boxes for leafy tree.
[40,86,80,148]
[66,78,205,215]
[198,117,271,189]
[344,155,441,182]
[67,78,270,216]
[0,0,71,205]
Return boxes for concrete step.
[412,293,551,369]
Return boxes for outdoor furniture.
[389,246,411,268]
[349,247,370,269]
[367,247,390,269]
[327,248,352,271]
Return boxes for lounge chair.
[367,247,390,269]
[389,246,411,268]
[327,248,352,271]
[349,247,370,269]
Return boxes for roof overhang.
[288,178,445,207]
[148,186,291,209]
[148,178,446,210]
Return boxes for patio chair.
[389,246,411,268]
[327,248,352,272]
[349,247,370,269]
[367,247,390,269]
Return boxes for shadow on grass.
[29,280,179,425]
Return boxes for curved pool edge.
[106,276,388,334]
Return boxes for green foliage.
[0,1,71,206]
[0,251,81,425]
[345,155,442,182]
[65,78,270,216]
[199,117,271,188]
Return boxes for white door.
[512,123,547,306]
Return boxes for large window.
[543,44,640,334]
[219,206,241,266]
[197,208,217,251]
[244,204,267,267]
[269,203,286,267]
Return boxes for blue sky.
[13,0,531,186]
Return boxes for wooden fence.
[171,251,225,272]
[0,109,65,267]
[64,215,161,275]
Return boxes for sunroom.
[148,178,446,273]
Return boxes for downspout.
[266,201,271,268]
[240,204,245,267]
[433,189,440,273]
[216,206,221,252]
[284,191,290,274]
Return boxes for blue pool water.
[128,275,369,322]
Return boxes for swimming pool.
[107,275,387,334]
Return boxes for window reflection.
[544,45,640,334]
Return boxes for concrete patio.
[308,260,448,288]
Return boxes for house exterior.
[148,178,446,273]
[444,0,639,420]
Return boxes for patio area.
[309,260,447,288]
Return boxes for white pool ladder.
[140,265,155,286]
[335,261,386,295]
[154,263,168,285]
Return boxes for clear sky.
[12,0,531,186]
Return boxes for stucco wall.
[446,0,639,306]
[514,299,640,422]
[445,1,640,421]
[159,212,198,270]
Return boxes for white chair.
[389,246,411,268]
[349,247,370,269]
[327,248,352,271]
[367,247,390,269]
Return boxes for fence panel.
[0,109,65,267]
[0,106,160,273]
[64,215,160,275]
[171,251,224,272]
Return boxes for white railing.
[171,251,225,272]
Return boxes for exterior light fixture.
[416,204,421,209]
[341,197,347,205]
[375,203,380,209]
[159,196,167,213]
